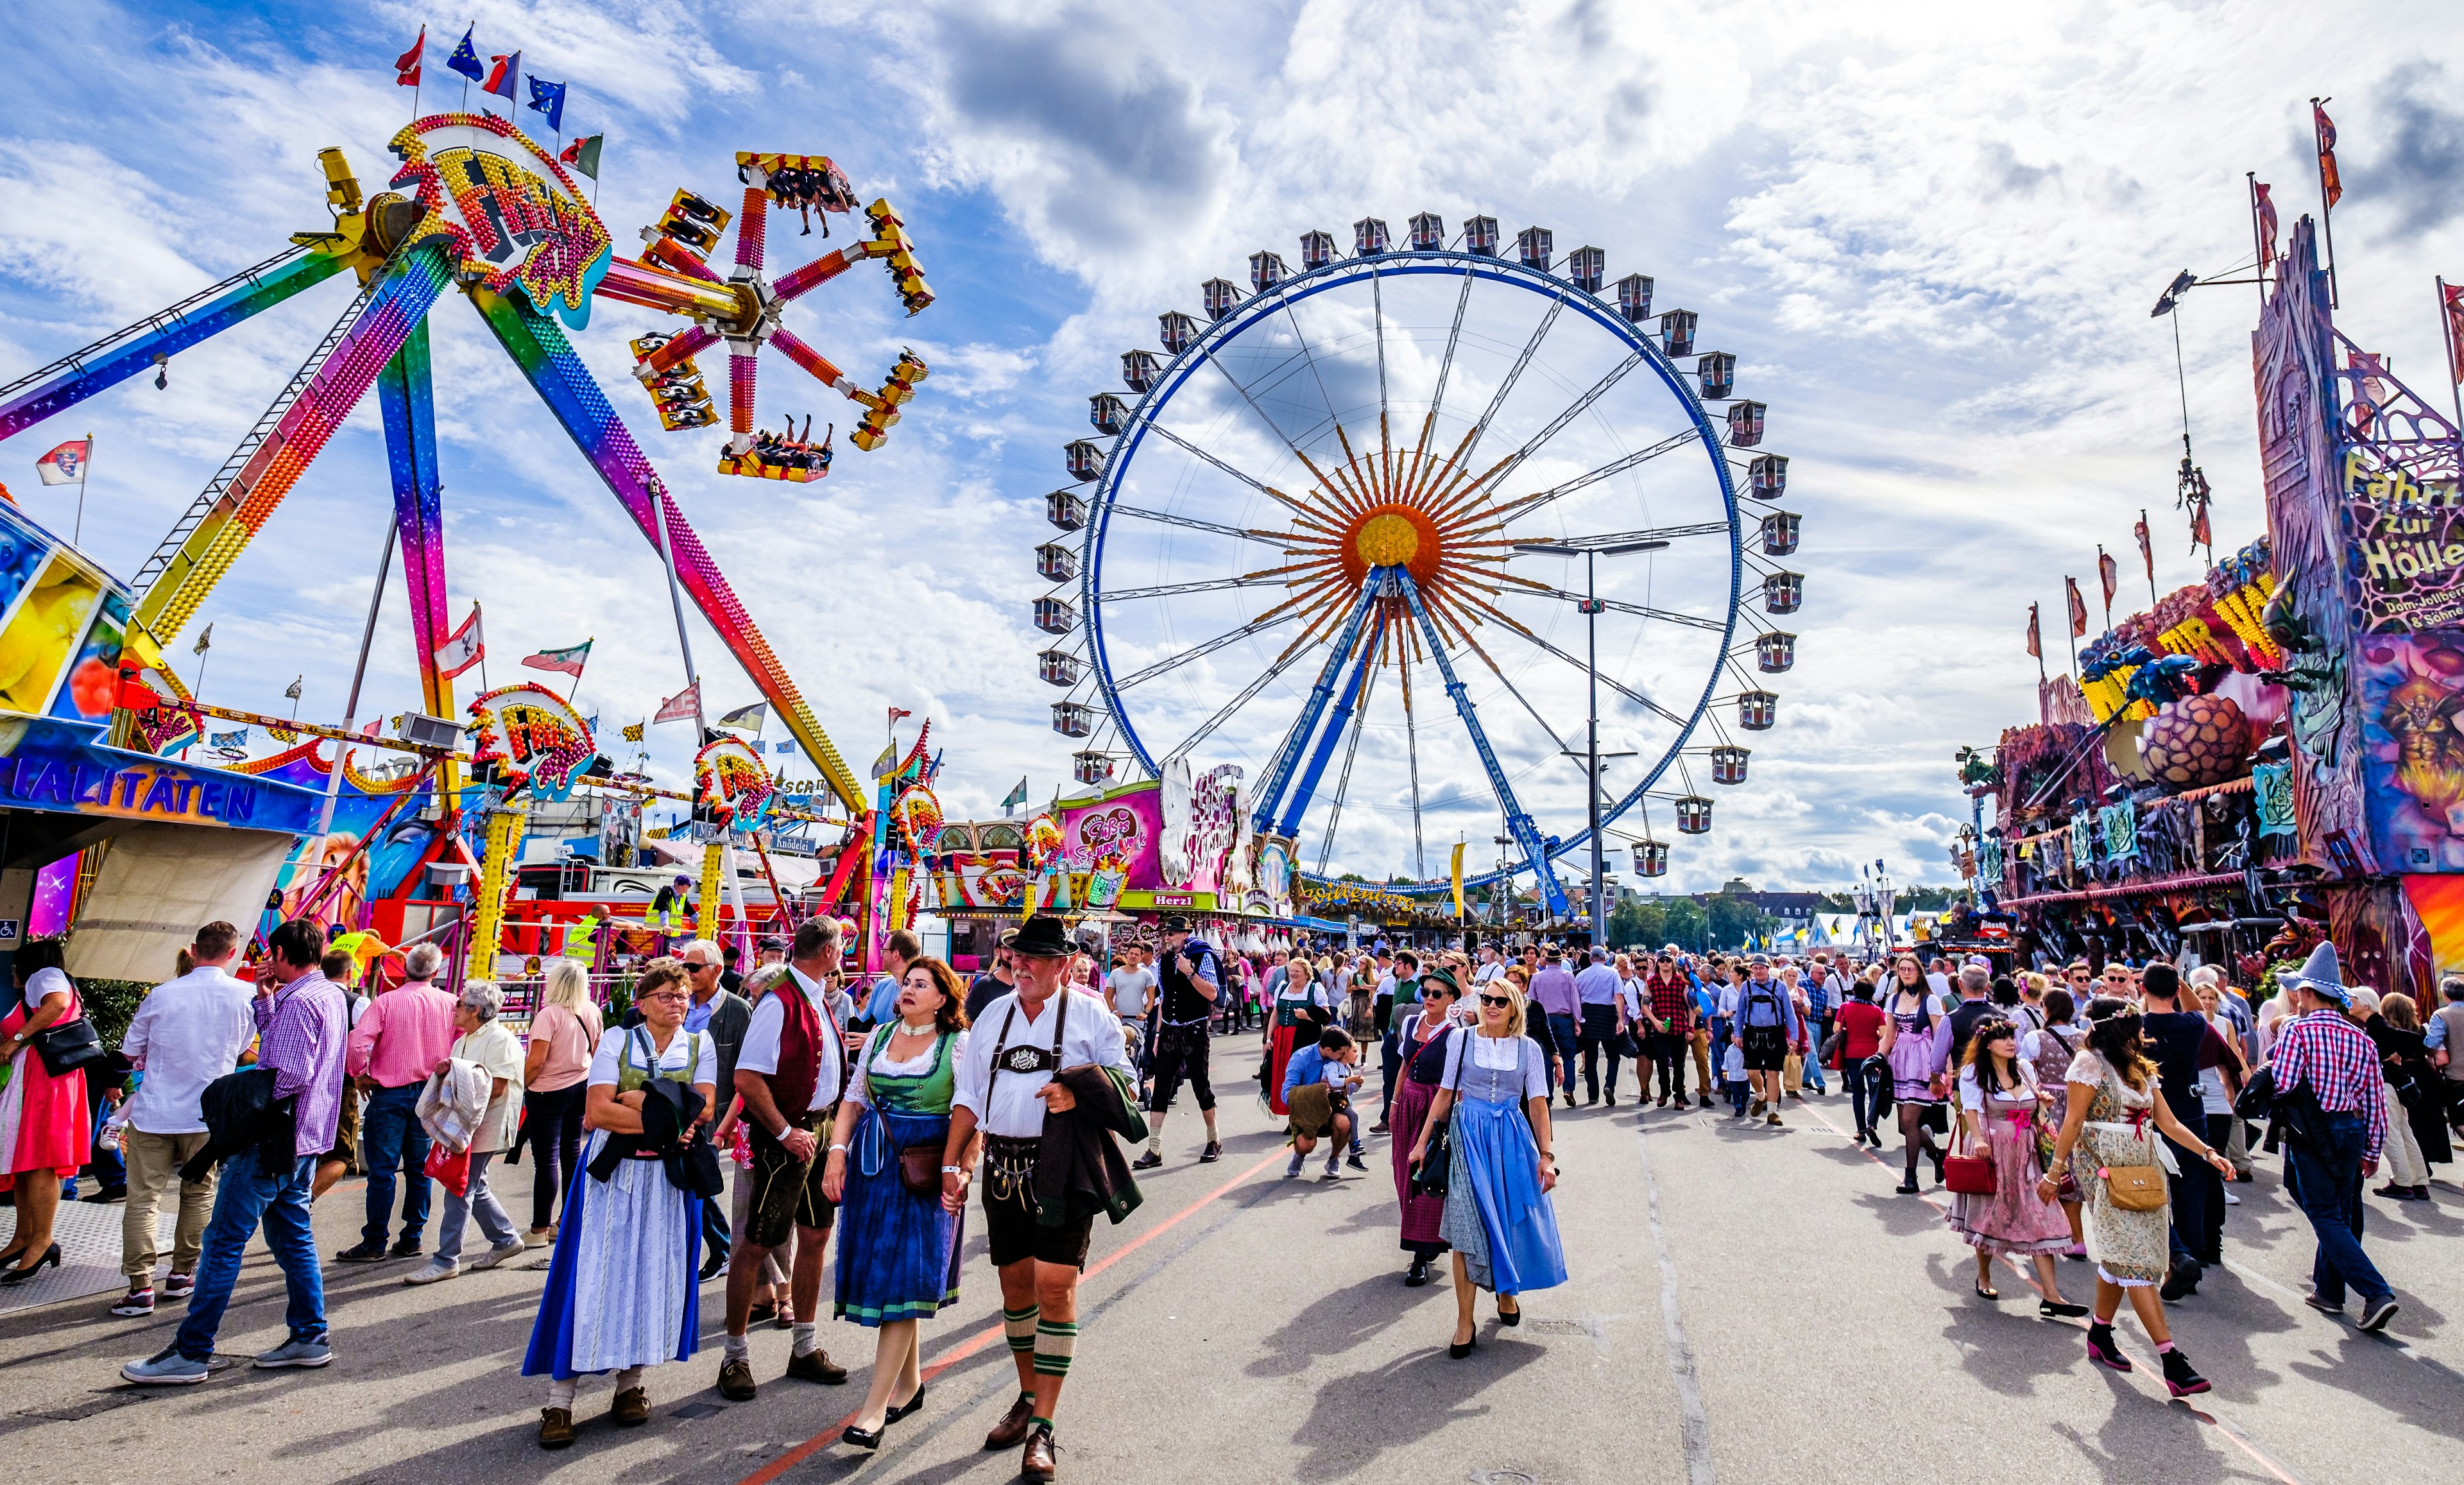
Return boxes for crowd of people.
[3,906,2447,1471]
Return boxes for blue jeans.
[2285,1112,2392,1309]
[361,1083,432,1249]
[174,1147,324,1361]
[1847,1056,1886,1134]
[1546,1014,1580,1097]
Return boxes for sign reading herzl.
[2343,447,2464,631]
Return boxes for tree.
[1608,897,1663,949]
[1660,897,1709,952]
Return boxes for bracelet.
[941,1164,963,1175]
[828,1143,848,1153]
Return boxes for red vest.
[762,973,837,1116]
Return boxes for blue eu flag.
[526,76,567,133]
[445,26,485,83]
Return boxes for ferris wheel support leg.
[468,286,866,814]
[1247,581,1380,836]
[1392,567,1573,920]
[1276,618,1379,842]
[373,319,459,798]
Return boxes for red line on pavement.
[1794,1101,2305,1485]
[733,1147,1287,1485]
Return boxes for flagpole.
[474,601,489,693]
[2140,509,2158,607]
[2312,96,2339,310]
[2097,545,2112,628]
[650,485,705,737]
[74,431,90,546]
[314,521,397,846]
[2245,173,2266,309]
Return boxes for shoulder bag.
[31,986,105,1077]
[2096,1072,2170,1211]
[1941,1078,1998,1195]
[1411,1029,1471,1199]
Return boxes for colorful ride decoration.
[386,112,613,329]
[694,734,774,828]
[606,150,933,483]
[2076,535,2281,726]
[466,683,596,799]
[891,784,943,855]
[2139,694,2254,793]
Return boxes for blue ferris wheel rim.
[1078,246,1745,897]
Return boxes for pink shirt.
[345,981,461,1088]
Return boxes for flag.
[869,742,900,777]
[559,133,603,181]
[1450,841,1467,919]
[653,682,699,723]
[284,674,302,701]
[434,604,484,679]
[622,722,644,742]
[35,439,89,485]
[887,706,912,728]
[2254,182,2279,274]
[2134,512,2153,587]
[526,76,567,133]
[1001,776,1029,812]
[2314,101,2342,208]
[2097,547,2118,611]
[209,728,248,749]
[483,51,521,103]
[2190,498,2212,549]
[717,701,768,732]
[2025,603,2042,660]
[445,25,484,82]
[2445,282,2464,384]
[521,640,592,677]
[393,26,425,86]
[771,740,794,753]
[2064,577,2087,638]
[193,622,213,656]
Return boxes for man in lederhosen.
[1133,914,1222,1169]
[943,914,1134,1482]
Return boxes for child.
[1281,1027,1366,1179]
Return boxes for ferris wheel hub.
[1353,511,1421,567]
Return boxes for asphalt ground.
[1,1072,2457,1485]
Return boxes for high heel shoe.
[0,1243,60,1285]
[885,1384,927,1424]
[1496,1301,1521,1327]
[840,1423,884,1450]
[1447,1330,1476,1359]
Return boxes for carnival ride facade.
[0,116,934,968]
[1031,215,1796,925]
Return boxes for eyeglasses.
[1478,993,1513,1008]
[640,990,689,1005]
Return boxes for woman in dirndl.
[1946,1018,2085,1316]
[1408,974,1565,1359]
[2020,987,2088,1256]
[1882,954,1946,1193]
[2039,997,2236,1398]
[822,957,976,1452]
[524,959,715,1447]
[1390,967,1464,1288]
[1262,957,1331,1116]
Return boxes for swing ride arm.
[470,286,867,812]
[372,318,460,800]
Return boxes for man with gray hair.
[1940,963,2000,1077]
[337,942,459,1264]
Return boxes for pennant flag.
[1001,776,1029,812]
[284,674,303,701]
[558,132,603,181]
[2254,181,2279,274]
[653,682,699,723]
[35,439,89,486]
[2445,282,2464,384]
[2024,603,2042,660]
[434,604,484,679]
[622,721,645,742]
[483,51,522,103]
[209,728,248,749]
[887,706,913,727]
[193,622,214,656]
[521,639,592,677]
[445,25,484,82]
[2314,101,2342,208]
[393,26,425,86]
[526,76,567,133]
[2097,547,2118,610]
[2064,577,2088,638]
[717,701,768,732]
[2134,513,2154,586]
[2189,497,2212,549]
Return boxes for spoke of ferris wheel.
[1402,652,1426,878]
[1110,609,1301,691]
[1372,267,1391,497]
[1503,581,1729,633]
[1418,296,1565,509]
[1428,350,1644,526]
[1487,431,1701,522]
[1206,333,1359,519]
[1313,625,1383,875]
[1276,294,1348,461]
[1166,621,1321,767]
[1102,565,1307,603]
[1109,502,1288,545]
[1407,271,1478,500]
[1509,623,1689,728]
[1142,423,1330,527]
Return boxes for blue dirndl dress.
[1437,1031,1568,1296]
[834,1027,966,1326]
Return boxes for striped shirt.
[2270,1008,2387,1161]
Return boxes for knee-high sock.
[1004,1303,1040,1357]
[1033,1318,1077,1378]
[1147,1110,1166,1152]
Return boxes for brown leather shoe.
[1021,1423,1057,1481]
[984,1393,1036,1450]
[785,1348,847,1385]
[719,1357,758,1401]
[538,1407,576,1450]
[611,1386,650,1426]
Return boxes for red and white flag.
[434,603,484,679]
[35,439,89,486]
[2254,182,2279,275]
[393,26,425,86]
[654,681,701,724]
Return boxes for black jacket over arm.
[1034,1064,1149,1230]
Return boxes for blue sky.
[4,1,2463,895]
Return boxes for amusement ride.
[1034,215,1799,921]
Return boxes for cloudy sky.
[4,0,2461,897]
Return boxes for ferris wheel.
[1031,214,1801,914]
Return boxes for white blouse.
[840,1027,970,1108]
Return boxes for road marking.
[1795,1101,2307,1485]
[732,1147,1288,1485]
[1632,1122,1716,1485]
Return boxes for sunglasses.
[1478,993,1513,1008]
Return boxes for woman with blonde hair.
[522,958,604,1242]
[1406,974,1565,1358]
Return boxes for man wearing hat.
[1134,916,1224,1169]
[943,914,1137,1481]
[2268,944,2401,1332]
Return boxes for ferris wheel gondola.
[1030,212,1804,915]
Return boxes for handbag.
[897,1142,943,1197]
[31,1013,105,1077]
[1942,1113,1998,1195]
[2101,1163,2168,1210]
[424,1142,472,1199]
[1410,1119,1451,1197]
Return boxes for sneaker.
[253,1335,333,1369]
[1321,1163,1342,1180]
[1199,1141,1222,1163]
[2302,1291,2344,1316]
[386,1238,424,1260]
[1130,1150,1163,1170]
[469,1239,529,1272]
[1346,1154,1369,1172]
[109,1288,156,1318]
[1369,1122,1390,1135]
[121,1346,208,1386]
[2159,1264,2200,1303]
[2359,1297,2401,1333]
[334,1241,390,1264]
[162,1272,196,1299]
[1284,1155,1304,1179]
[403,1260,459,1285]
[2222,1190,2240,1205]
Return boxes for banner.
[1450,841,1466,918]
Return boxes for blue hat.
[2281,942,2348,1004]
